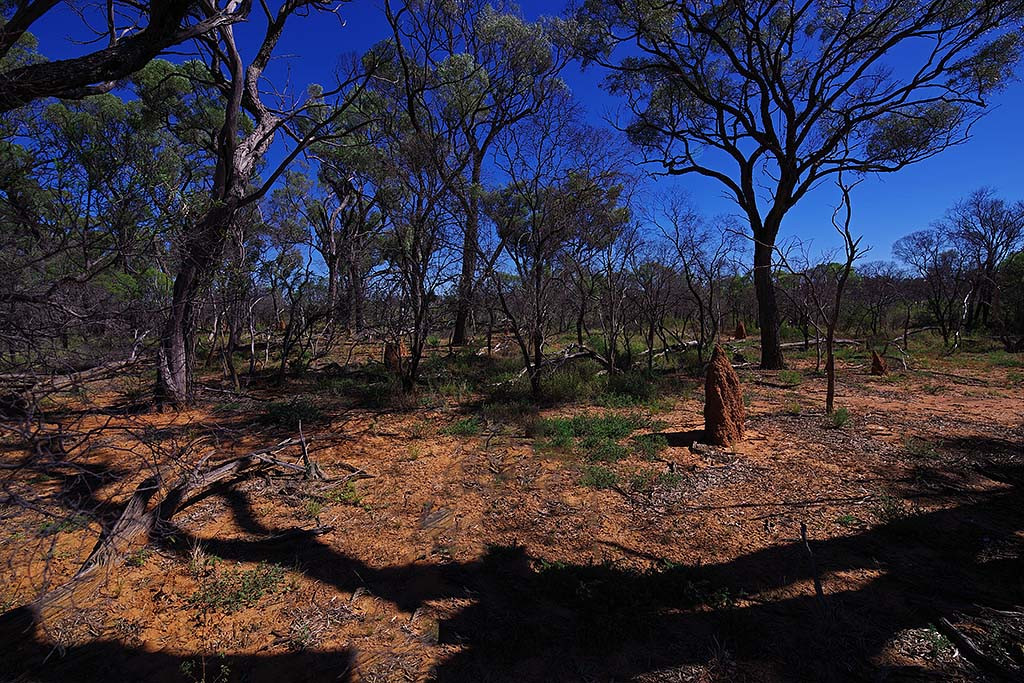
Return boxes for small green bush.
[301,499,324,519]
[37,514,88,537]
[189,561,286,613]
[835,514,864,528]
[261,398,325,428]
[986,350,1024,368]
[541,362,603,403]
[569,413,646,439]
[903,436,938,459]
[326,482,363,506]
[535,417,575,450]
[606,370,657,400]
[443,416,482,436]
[579,465,619,489]
[631,433,669,459]
[778,369,803,386]
[482,399,536,421]
[828,406,850,428]
[871,494,910,524]
[580,436,628,462]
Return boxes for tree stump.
[704,344,745,446]
[870,350,889,376]
[734,321,747,339]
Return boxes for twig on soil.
[936,617,1017,681]
[800,522,826,608]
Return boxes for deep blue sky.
[29,0,1024,262]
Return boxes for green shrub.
[326,481,363,506]
[579,465,619,489]
[444,416,482,436]
[629,467,684,491]
[778,369,803,386]
[37,514,88,537]
[261,397,325,428]
[986,350,1024,368]
[903,436,938,459]
[832,346,862,361]
[535,417,575,450]
[607,370,657,400]
[631,433,668,459]
[126,548,152,567]
[189,561,286,613]
[541,362,603,403]
[438,379,472,400]
[871,494,910,524]
[827,406,850,428]
[481,399,538,425]
[784,401,802,415]
[301,499,323,519]
[835,514,864,528]
[569,413,646,439]
[580,436,628,462]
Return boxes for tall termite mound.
[704,344,745,446]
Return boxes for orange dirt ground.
[0,346,1022,682]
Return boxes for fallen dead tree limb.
[0,435,353,635]
[491,344,611,386]
[917,369,988,386]
[936,617,1018,681]
[778,338,861,350]
[0,357,148,395]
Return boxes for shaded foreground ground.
[0,343,1022,681]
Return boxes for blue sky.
[29,0,1024,262]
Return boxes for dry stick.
[800,522,826,611]
[297,420,325,480]
[936,617,1017,681]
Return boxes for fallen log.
[0,437,314,634]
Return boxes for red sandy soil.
[0,349,1021,682]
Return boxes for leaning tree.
[155,0,374,406]
[0,1,251,112]
[570,0,1024,368]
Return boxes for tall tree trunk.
[753,238,785,369]
[155,204,233,407]
[825,324,836,414]
[451,160,483,346]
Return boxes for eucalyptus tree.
[0,1,251,112]
[571,0,1024,369]
[996,251,1024,350]
[155,1,375,406]
[850,261,903,339]
[383,0,570,347]
[777,180,866,413]
[0,63,205,375]
[359,36,463,391]
[628,246,679,371]
[941,187,1024,329]
[484,96,628,395]
[894,227,972,347]
[655,195,741,364]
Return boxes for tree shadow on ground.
[1,466,1022,682]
